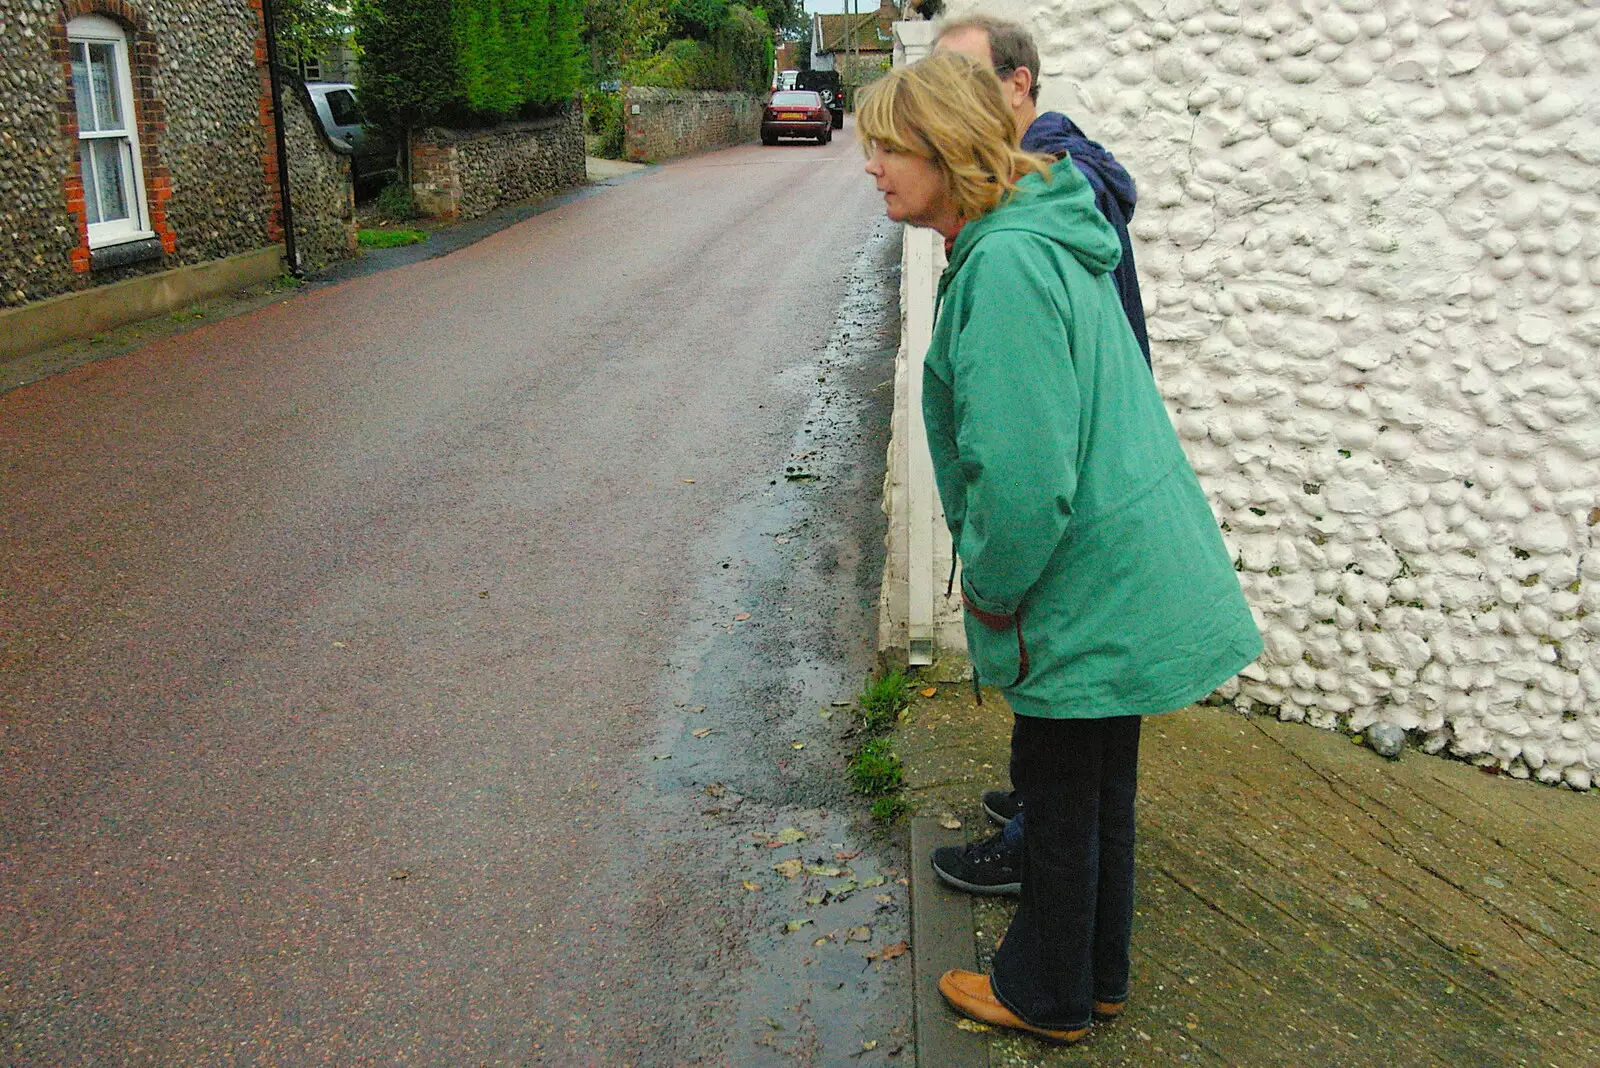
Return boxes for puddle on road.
[615,217,914,1065]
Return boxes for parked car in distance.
[774,69,800,91]
[761,91,832,146]
[795,70,845,129]
[304,82,396,191]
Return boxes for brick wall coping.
[625,86,762,104]
[416,109,575,144]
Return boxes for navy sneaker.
[931,831,1021,897]
[982,789,1022,826]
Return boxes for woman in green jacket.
[859,53,1261,1045]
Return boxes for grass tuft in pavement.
[860,671,910,733]
[849,737,903,796]
[358,229,428,249]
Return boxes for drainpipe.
[260,0,301,277]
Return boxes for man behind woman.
[858,51,1260,1044]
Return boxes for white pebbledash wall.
[950,0,1600,789]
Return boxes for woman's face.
[865,143,957,235]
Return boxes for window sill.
[89,235,165,272]
[88,229,157,251]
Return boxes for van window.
[326,89,362,126]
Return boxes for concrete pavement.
[899,677,1600,1067]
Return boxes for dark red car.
[761,90,832,146]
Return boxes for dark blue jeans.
[991,714,1142,1031]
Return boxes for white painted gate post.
[892,20,944,667]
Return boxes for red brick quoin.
[53,0,175,274]
[247,0,284,245]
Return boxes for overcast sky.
[804,0,859,15]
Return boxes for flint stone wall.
[623,86,761,163]
[282,78,356,272]
[410,107,585,222]
[957,0,1600,789]
[0,0,274,308]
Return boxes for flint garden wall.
[622,86,762,163]
[409,108,585,222]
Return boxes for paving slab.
[899,682,1600,1068]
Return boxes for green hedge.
[357,0,584,128]
[624,3,770,93]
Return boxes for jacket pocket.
[963,597,1030,689]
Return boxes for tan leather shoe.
[1093,999,1126,1020]
[937,969,1090,1046]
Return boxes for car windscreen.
[326,89,363,126]
[770,92,820,107]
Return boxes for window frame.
[68,14,153,249]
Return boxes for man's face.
[934,27,1033,118]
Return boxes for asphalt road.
[1,127,909,1064]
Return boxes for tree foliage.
[355,0,585,128]
[273,0,350,72]
[613,0,772,92]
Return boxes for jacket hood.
[1022,111,1139,223]
[944,159,1123,284]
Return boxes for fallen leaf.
[389,869,410,881]
[831,700,851,707]
[682,478,696,483]
[733,612,751,622]
[791,742,806,750]
[868,941,909,962]
[804,894,826,906]
[875,894,894,905]
[784,918,814,933]
[862,1040,878,1051]
[692,727,713,739]
[939,815,962,830]
[834,879,858,894]
[955,1019,992,1034]
[806,865,845,877]
[688,705,706,713]
[705,783,727,797]
[742,880,762,893]
[775,536,792,544]
[834,850,861,861]
[920,686,937,697]
[819,707,834,720]
[651,754,672,761]
[846,926,872,942]
[331,641,346,648]
[774,827,808,844]
[812,936,830,946]
[772,858,804,878]
[862,875,886,888]
[478,591,490,599]
[759,1017,783,1031]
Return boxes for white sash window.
[69,15,152,248]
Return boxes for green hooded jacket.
[924,159,1261,719]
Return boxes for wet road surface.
[1,128,908,1064]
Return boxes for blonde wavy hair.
[856,51,1054,222]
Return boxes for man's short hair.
[935,14,1041,102]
